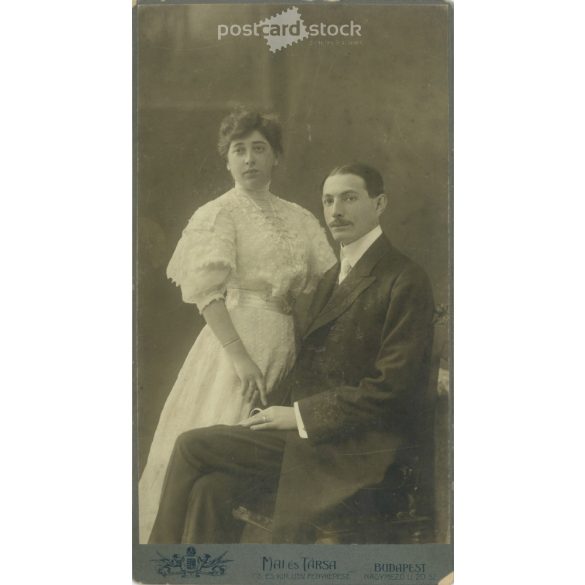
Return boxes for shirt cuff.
[293,402,308,439]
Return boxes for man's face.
[322,173,386,245]
[226,130,277,190]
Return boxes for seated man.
[149,163,435,544]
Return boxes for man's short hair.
[323,163,385,198]
[217,108,283,159]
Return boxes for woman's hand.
[238,406,297,431]
[200,300,267,405]
[232,354,267,406]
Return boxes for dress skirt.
[139,297,296,543]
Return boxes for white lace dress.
[139,186,336,542]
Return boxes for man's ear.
[376,193,388,216]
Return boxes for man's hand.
[238,406,297,431]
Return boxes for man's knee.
[175,427,204,449]
[174,425,226,458]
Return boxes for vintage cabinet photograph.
[133,1,453,582]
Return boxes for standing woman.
[139,109,336,542]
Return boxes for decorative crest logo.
[152,546,232,578]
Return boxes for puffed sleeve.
[302,211,337,293]
[166,201,236,312]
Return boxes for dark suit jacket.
[269,234,435,542]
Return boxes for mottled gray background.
[135,4,451,538]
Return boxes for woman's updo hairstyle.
[218,108,283,159]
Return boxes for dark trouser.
[149,425,288,544]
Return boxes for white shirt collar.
[340,225,383,268]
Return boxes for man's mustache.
[329,221,353,227]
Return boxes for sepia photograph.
[5,1,585,584]
[134,1,452,582]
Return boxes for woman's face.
[226,130,278,190]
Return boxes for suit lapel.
[305,263,339,322]
[303,235,390,339]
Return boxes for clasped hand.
[232,354,267,405]
[238,406,297,431]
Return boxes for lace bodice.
[167,187,337,311]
